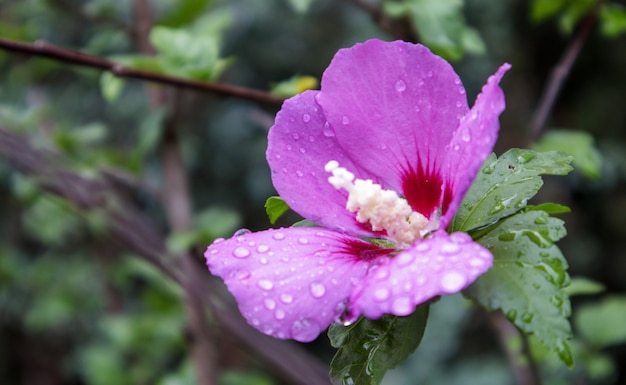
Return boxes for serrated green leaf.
[466,210,573,367]
[264,196,289,224]
[600,4,626,38]
[451,149,573,233]
[533,129,602,179]
[329,306,429,385]
[382,0,485,61]
[575,296,626,348]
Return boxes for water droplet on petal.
[427,71,433,78]
[441,243,460,255]
[459,87,466,95]
[291,318,320,342]
[275,309,286,320]
[233,229,251,237]
[440,271,467,293]
[213,237,225,244]
[396,253,414,267]
[299,147,306,154]
[292,133,299,140]
[308,135,315,142]
[257,280,274,291]
[295,170,303,177]
[298,237,309,245]
[323,122,335,137]
[392,297,413,315]
[273,232,285,241]
[309,283,326,298]
[374,287,390,301]
[264,298,276,310]
[395,79,407,92]
[260,257,268,264]
[280,293,293,304]
[454,78,461,85]
[233,247,250,259]
[302,113,311,123]
[286,144,292,151]
[256,245,269,253]
[455,101,463,108]
[416,243,430,252]
[342,116,350,125]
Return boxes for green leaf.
[575,296,626,348]
[286,0,316,14]
[600,4,626,38]
[265,196,289,224]
[564,277,605,296]
[329,305,429,385]
[466,209,573,367]
[526,202,571,215]
[451,149,573,233]
[100,71,125,102]
[533,129,602,179]
[382,0,485,61]
[270,75,318,98]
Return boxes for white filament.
[325,160,428,245]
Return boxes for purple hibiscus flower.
[205,39,510,342]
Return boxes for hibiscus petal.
[439,63,511,228]
[267,90,378,236]
[350,231,492,319]
[316,39,469,196]
[205,227,375,342]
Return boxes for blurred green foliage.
[1,0,626,384]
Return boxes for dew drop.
[454,78,461,85]
[275,309,286,320]
[395,79,407,92]
[461,128,471,142]
[455,101,463,108]
[260,257,268,264]
[416,243,430,252]
[302,113,311,123]
[233,247,251,259]
[256,245,270,253]
[342,116,350,125]
[322,122,335,137]
[458,87,466,95]
[213,237,225,244]
[298,237,309,245]
[286,144,292,151]
[280,293,293,304]
[427,71,433,78]
[264,298,276,310]
[299,147,306,154]
[308,135,315,142]
[273,232,286,241]
[257,280,274,291]
[441,243,460,255]
[440,271,467,293]
[233,229,251,237]
[373,287,390,302]
[291,133,299,140]
[391,297,413,315]
[396,253,414,267]
[469,258,486,267]
[296,170,304,177]
[291,319,320,342]
[310,283,326,298]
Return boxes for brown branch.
[486,311,543,385]
[529,4,600,142]
[0,37,285,105]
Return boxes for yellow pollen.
[325,160,428,245]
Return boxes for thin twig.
[529,4,600,142]
[486,311,543,385]
[0,37,285,105]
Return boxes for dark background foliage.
[1,0,626,384]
